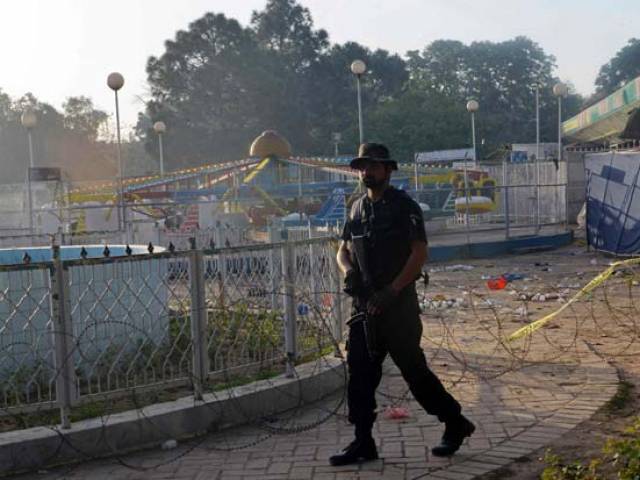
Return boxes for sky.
[2,0,637,130]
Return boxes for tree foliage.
[0,91,115,183]
[140,2,583,167]
[595,38,640,93]
[367,89,468,162]
[141,1,408,166]
[143,12,268,166]
[406,36,583,153]
[251,0,328,68]
[63,96,108,140]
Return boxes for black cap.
[350,143,398,170]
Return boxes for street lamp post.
[553,83,568,162]
[466,100,479,162]
[414,153,419,192]
[107,72,125,234]
[331,132,341,158]
[153,121,167,177]
[464,100,479,234]
[553,82,569,226]
[298,160,303,209]
[535,83,541,162]
[350,60,366,145]
[21,109,37,234]
[534,83,541,233]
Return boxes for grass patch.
[541,417,640,479]
[1,346,335,433]
[0,386,188,433]
[2,300,335,434]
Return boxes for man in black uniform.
[330,143,474,466]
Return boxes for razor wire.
[4,239,640,478]
[0,237,349,474]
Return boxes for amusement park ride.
[32,130,501,238]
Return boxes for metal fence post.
[564,161,570,229]
[268,226,281,310]
[189,248,209,400]
[330,251,344,355]
[50,245,77,429]
[218,248,228,310]
[309,242,320,307]
[281,242,297,378]
[502,159,511,239]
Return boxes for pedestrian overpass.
[563,75,640,146]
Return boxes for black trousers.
[347,287,461,433]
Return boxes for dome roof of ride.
[249,130,292,158]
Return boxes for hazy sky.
[2,0,637,130]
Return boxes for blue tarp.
[585,152,640,254]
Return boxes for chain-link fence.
[0,237,343,427]
[0,263,57,413]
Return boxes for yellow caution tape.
[507,257,640,342]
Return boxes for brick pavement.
[15,315,618,480]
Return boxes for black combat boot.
[431,414,475,457]
[329,433,378,466]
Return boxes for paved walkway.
[16,317,617,480]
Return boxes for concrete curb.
[0,356,346,475]
[429,231,573,262]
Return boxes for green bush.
[541,450,600,480]
[208,304,282,358]
[603,417,640,480]
[541,416,640,480]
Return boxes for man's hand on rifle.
[343,269,363,297]
[367,285,398,315]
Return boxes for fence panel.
[65,253,194,398]
[1,237,342,416]
[289,240,341,359]
[202,245,286,378]
[0,264,57,410]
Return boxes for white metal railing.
[0,237,344,427]
[410,182,569,237]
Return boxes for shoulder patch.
[349,194,367,219]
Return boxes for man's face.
[359,160,391,188]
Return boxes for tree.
[0,91,117,183]
[595,38,640,93]
[141,4,583,164]
[63,96,108,140]
[143,12,271,167]
[251,0,328,70]
[302,41,408,155]
[367,88,468,161]
[407,40,469,99]
[140,1,408,163]
[249,0,330,154]
[0,89,12,123]
[405,36,581,153]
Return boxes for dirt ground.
[420,238,640,479]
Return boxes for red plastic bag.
[487,276,507,290]
[383,406,410,420]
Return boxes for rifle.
[347,233,377,360]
